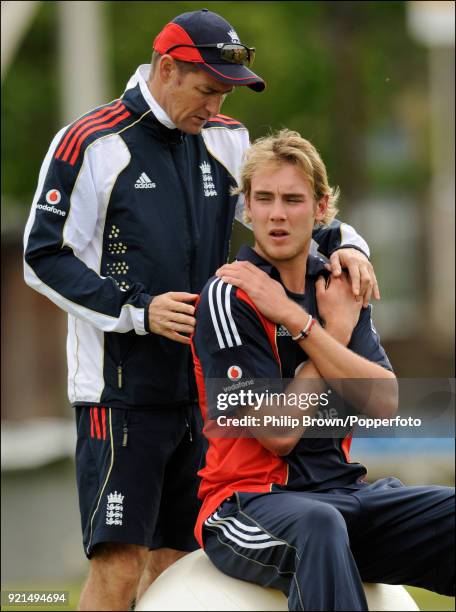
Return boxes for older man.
[24,10,376,610]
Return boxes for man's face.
[246,163,327,265]
[162,63,234,134]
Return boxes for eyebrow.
[253,190,305,197]
[202,86,234,95]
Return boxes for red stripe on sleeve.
[69,110,131,166]
[207,117,241,125]
[209,114,241,125]
[55,100,123,159]
[101,407,107,441]
[90,407,94,439]
[93,407,102,440]
[60,104,127,162]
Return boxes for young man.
[192,129,455,611]
[24,9,378,610]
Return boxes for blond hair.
[234,129,339,226]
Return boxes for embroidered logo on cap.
[227,29,240,43]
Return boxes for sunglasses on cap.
[165,43,256,67]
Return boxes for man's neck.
[144,71,176,130]
[148,77,165,110]
[254,242,311,294]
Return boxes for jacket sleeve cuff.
[333,244,370,260]
[143,295,155,334]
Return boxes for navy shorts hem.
[75,405,205,559]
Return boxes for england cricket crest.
[106,490,124,526]
[200,161,217,198]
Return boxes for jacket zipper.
[116,338,136,390]
[122,410,128,447]
[185,416,193,442]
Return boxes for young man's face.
[163,63,234,134]
[246,162,327,264]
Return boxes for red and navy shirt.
[191,245,392,546]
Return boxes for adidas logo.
[277,325,291,337]
[135,172,156,189]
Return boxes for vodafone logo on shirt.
[46,189,61,205]
[227,365,242,381]
[37,188,66,217]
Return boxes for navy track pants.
[203,478,455,611]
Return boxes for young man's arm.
[216,262,397,420]
[192,277,326,456]
[192,274,368,457]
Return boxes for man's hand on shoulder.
[326,248,380,307]
[148,292,198,345]
[216,261,298,324]
[316,273,363,346]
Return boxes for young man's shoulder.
[197,276,253,324]
[196,276,266,354]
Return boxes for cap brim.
[197,62,266,92]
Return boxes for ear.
[315,195,329,223]
[244,194,252,223]
[158,54,178,84]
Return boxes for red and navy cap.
[153,9,265,92]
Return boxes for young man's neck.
[253,242,311,294]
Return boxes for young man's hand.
[316,273,363,345]
[216,261,298,324]
[326,248,380,307]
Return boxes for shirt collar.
[124,64,176,130]
[235,245,328,282]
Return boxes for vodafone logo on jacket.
[46,189,61,205]
[227,365,242,381]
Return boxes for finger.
[358,265,373,299]
[165,321,195,334]
[220,275,245,289]
[239,260,258,273]
[167,312,196,326]
[168,292,199,302]
[167,331,192,345]
[216,262,243,275]
[324,263,332,272]
[315,275,326,296]
[218,263,257,279]
[329,252,342,276]
[372,274,381,300]
[347,263,360,297]
[362,285,372,308]
[167,301,196,315]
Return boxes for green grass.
[1,581,454,611]
[406,586,455,611]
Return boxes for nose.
[205,95,224,118]
[270,197,287,221]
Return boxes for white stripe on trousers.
[205,513,286,550]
